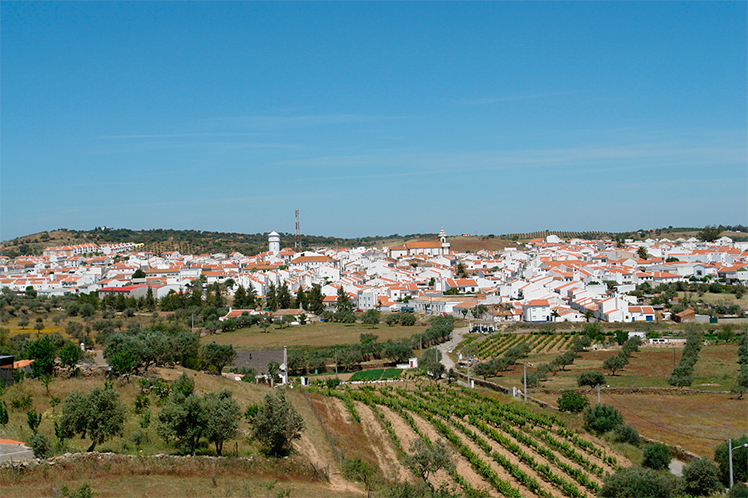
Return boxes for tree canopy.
[58,386,126,452]
[251,390,304,456]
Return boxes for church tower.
[439,227,450,255]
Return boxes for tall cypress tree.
[233,286,247,309]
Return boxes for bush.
[642,442,672,470]
[599,467,676,498]
[613,424,641,446]
[583,403,623,433]
[61,482,94,498]
[577,370,606,388]
[557,391,590,413]
[729,484,748,498]
[714,435,748,485]
[28,432,52,459]
[682,457,723,496]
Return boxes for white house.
[522,299,551,322]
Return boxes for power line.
[602,390,728,442]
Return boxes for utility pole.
[524,363,527,402]
[597,384,609,404]
[467,356,471,389]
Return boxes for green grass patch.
[349,369,384,382]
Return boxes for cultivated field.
[466,333,746,457]
[307,381,629,498]
[202,321,428,349]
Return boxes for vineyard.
[307,382,627,498]
[472,333,580,360]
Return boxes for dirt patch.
[355,401,411,483]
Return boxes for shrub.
[682,457,723,496]
[729,484,748,498]
[583,403,623,433]
[714,435,748,485]
[61,482,94,498]
[577,370,606,387]
[613,424,641,446]
[599,467,675,498]
[642,442,672,470]
[557,391,590,413]
[28,432,52,459]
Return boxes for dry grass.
[534,391,748,457]
[449,236,521,253]
[492,345,740,391]
[0,368,364,496]
[676,291,748,307]
[0,454,361,498]
[202,321,428,349]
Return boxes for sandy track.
[355,401,412,483]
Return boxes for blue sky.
[2,2,746,240]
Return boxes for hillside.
[0,367,633,498]
[3,225,745,259]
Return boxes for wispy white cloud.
[85,140,299,155]
[272,132,746,181]
[460,89,593,106]
[97,133,262,139]
[195,113,403,131]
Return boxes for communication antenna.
[294,209,300,251]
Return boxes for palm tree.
[583,310,595,323]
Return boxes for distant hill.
[2,225,745,258]
[0,228,432,258]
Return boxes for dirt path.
[294,397,366,497]
[294,433,364,495]
[438,326,468,370]
[355,401,412,483]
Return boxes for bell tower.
[438,227,450,255]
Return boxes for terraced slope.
[309,383,628,498]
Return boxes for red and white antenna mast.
[294,209,300,251]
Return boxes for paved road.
[437,326,468,370]
[0,441,34,463]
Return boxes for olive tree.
[407,438,453,491]
[204,389,241,456]
[251,389,304,456]
[200,341,236,375]
[157,373,208,456]
[58,386,126,452]
[577,371,606,388]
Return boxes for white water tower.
[268,231,280,255]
